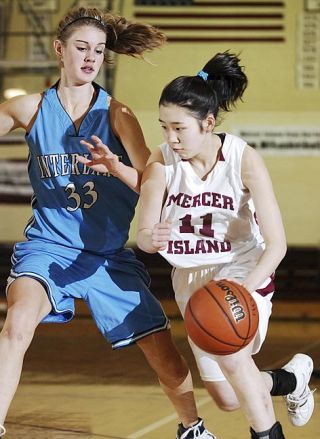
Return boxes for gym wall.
[0,0,319,249]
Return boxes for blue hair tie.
[197,70,208,81]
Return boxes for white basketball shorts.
[172,263,274,381]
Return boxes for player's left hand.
[77,135,120,175]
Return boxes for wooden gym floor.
[0,301,319,438]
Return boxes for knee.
[1,311,37,350]
[149,348,188,380]
[205,386,240,412]
[163,353,189,381]
[1,325,33,346]
[216,399,240,412]
[138,334,189,384]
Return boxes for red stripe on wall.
[157,24,284,31]
[166,36,285,42]
[134,13,283,19]
[193,1,284,5]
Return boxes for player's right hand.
[151,220,172,251]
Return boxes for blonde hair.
[56,7,166,58]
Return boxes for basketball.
[184,279,259,355]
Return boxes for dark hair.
[56,7,166,58]
[159,51,248,122]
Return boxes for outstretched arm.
[241,145,287,292]
[77,99,151,193]
[77,134,141,190]
[137,148,170,253]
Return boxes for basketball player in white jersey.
[136,52,315,439]
[0,7,215,438]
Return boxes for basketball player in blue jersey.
[0,7,214,439]
[136,52,315,439]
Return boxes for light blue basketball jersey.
[25,83,138,254]
[8,83,169,347]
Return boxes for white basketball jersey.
[159,133,265,268]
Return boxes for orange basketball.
[184,279,259,355]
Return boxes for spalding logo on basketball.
[184,279,259,355]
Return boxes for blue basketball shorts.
[7,241,168,349]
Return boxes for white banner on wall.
[236,127,320,155]
[0,159,32,203]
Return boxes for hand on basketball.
[151,220,172,251]
[77,135,120,175]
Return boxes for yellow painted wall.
[0,0,319,246]
[114,0,320,246]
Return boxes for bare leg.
[204,370,274,412]
[215,343,276,432]
[204,379,240,412]
[262,370,274,390]
[0,277,52,425]
[137,330,198,427]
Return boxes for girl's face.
[159,104,213,160]
[55,25,106,84]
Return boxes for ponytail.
[200,51,248,112]
[159,51,248,123]
[104,13,166,56]
[57,7,166,59]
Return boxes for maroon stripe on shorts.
[256,273,275,296]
